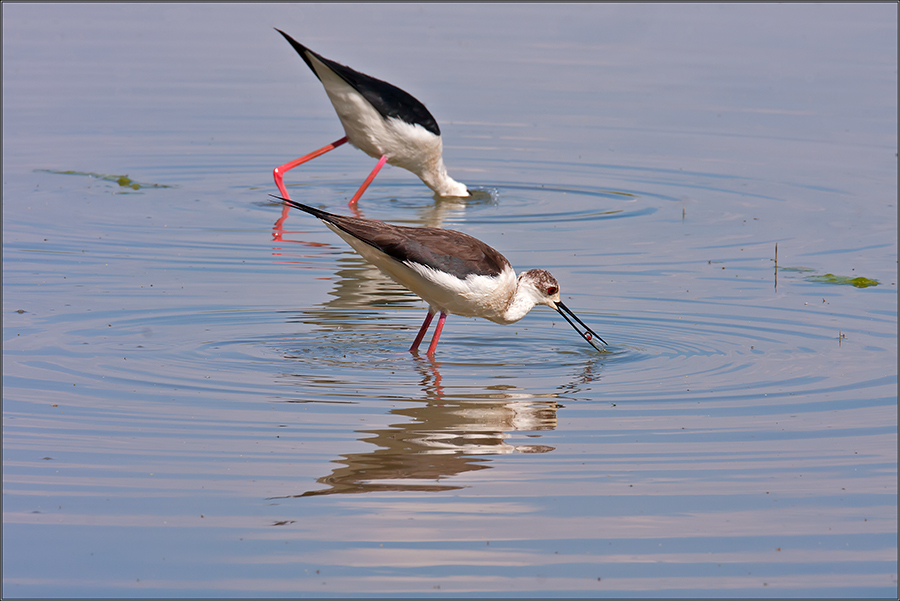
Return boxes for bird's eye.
[547,286,558,295]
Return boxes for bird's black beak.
[554,301,607,351]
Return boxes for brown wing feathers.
[279,199,509,279]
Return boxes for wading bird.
[276,197,606,355]
[273,30,469,206]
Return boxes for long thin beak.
[554,301,607,351]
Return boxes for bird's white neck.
[418,157,469,198]
[497,273,552,324]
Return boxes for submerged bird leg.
[273,136,349,200]
[426,312,448,355]
[409,309,436,352]
[348,154,388,207]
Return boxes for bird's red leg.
[273,136,348,201]
[348,154,388,207]
[426,312,448,355]
[410,309,435,353]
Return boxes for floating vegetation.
[773,244,879,289]
[777,266,817,273]
[804,273,879,288]
[36,169,172,191]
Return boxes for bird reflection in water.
[272,387,558,499]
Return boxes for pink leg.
[274,136,348,200]
[426,312,448,355]
[409,310,435,352]
[348,154,388,207]
[272,204,291,241]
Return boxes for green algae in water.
[116,175,140,190]
[805,273,879,288]
[36,169,172,191]
[777,266,879,288]
[777,266,817,273]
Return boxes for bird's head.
[519,269,562,309]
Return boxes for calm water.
[3,3,897,598]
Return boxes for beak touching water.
[554,301,607,352]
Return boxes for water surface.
[3,3,897,598]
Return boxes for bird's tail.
[271,194,336,222]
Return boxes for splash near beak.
[554,301,607,351]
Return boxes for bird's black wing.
[279,198,508,279]
[276,29,440,137]
[372,226,509,279]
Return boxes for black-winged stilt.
[276,197,606,355]
[273,30,469,206]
